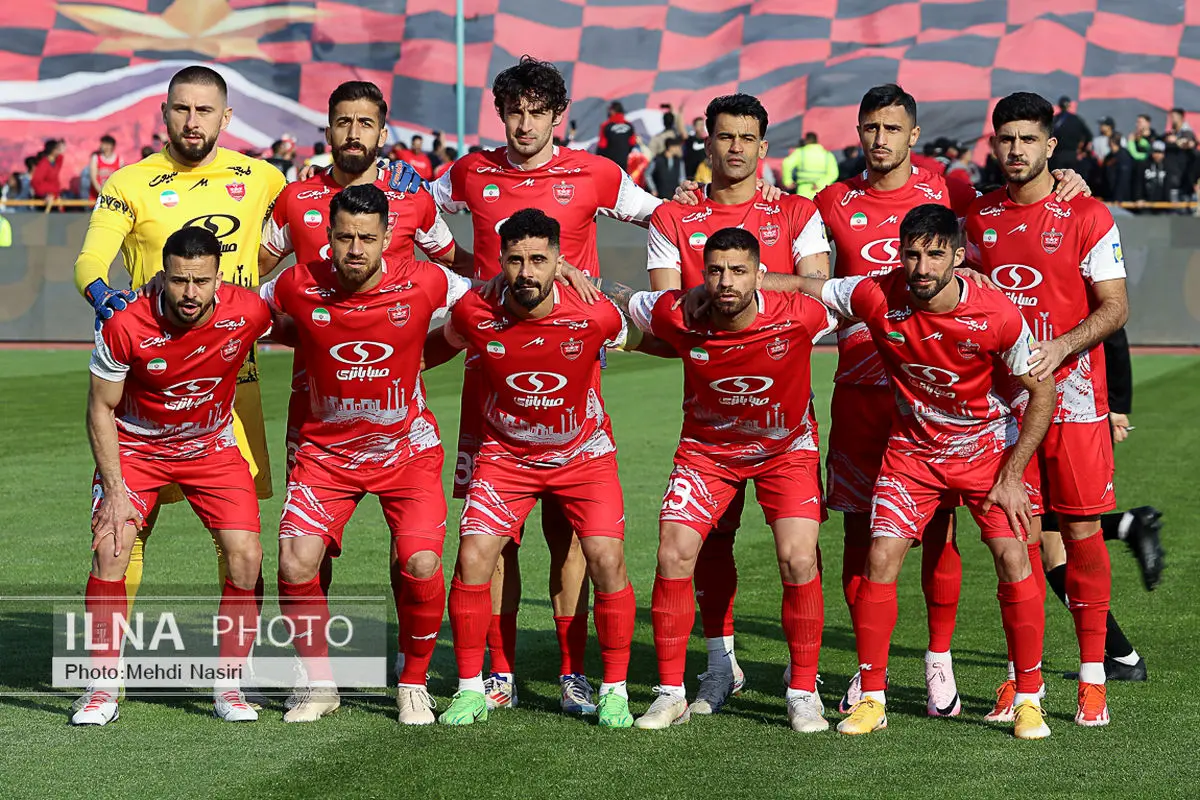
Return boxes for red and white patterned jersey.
[822,271,1036,463]
[964,190,1125,423]
[628,289,836,464]
[261,258,471,470]
[89,285,272,459]
[646,187,829,287]
[262,170,454,265]
[430,145,661,280]
[815,166,954,386]
[450,286,627,468]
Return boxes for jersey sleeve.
[646,208,681,273]
[414,196,455,260]
[595,158,663,226]
[74,173,137,294]
[248,293,275,339]
[89,320,131,382]
[599,296,629,349]
[791,204,831,263]
[1079,210,1127,284]
[435,265,472,310]
[258,270,288,315]
[820,276,868,319]
[997,304,1037,377]
[431,162,468,214]
[261,186,293,256]
[796,293,838,343]
[627,289,668,334]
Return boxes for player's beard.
[711,287,755,318]
[170,127,218,164]
[508,127,551,159]
[335,256,382,289]
[908,269,954,301]
[1004,152,1047,185]
[167,294,215,326]
[867,144,907,174]
[511,276,552,310]
[333,142,379,176]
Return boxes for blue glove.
[84,278,136,321]
[386,160,427,195]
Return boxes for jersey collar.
[506,145,560,172]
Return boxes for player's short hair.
[163,226,222,269]
[499,208,560,251]
[492,55,570,118]
[992,92,1054,137]
[705,94,769,138]
[704,226,760,265]
[329,183,389,228]
[168,65,227,103]
[328,81,388,125]
[899,204,963,252]
[100,134,116,146]
[859,84,917,126]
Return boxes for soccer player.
[645,93,830,714]
[760,204,1056,739]
[429,55,662,713]
[601,227,837,732]
[73,227,275,726]
[72,65,285,640]
[433,209,637,728]
[965,92,1130,726]
[261,184,472,725]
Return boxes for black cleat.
[1125,506,1165,591]
[1104,654,1148,682]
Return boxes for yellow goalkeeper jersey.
[74,146,285,294]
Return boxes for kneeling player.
[74,227,274,725]
[436,209,637,728]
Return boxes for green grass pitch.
[0,348,1195,800]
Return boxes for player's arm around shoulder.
[75,168,139,302]
[588,279,678,356]
[787,195,831,278]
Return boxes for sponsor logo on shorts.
[506,371,568,408]
[159,190,179,208]
[303,209,322,228]
[147,358,167,374]
[330,341,393,380]
[482,184,500,202]
[850,212,868,230]
[312,307,331,326]
[688,231,708,250]
[487,340,505,357]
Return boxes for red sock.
[279,576,332,683]
[85,574,127,669]
[921,535,961,653]
[853,579,898,693]
[390,561,405,650]
[553,614,588,676]
[1063,531,1111,665]
[782,577,823,692]
[651,574,695,687]
[694,531,737,638]
[254,572,265,614]
[398,571,444,685]
[1027,541,1046,600]
[487,612,517,674]
[594,583,636,684]
[449,578,492,680]
[997,573,1045,693]
[217,579,258,672]
[842,543,870,613]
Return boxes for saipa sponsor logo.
[140,333,172,349]
[330,341,394,381]
[183,214,241,254]
[506,371,568,408]
[988,264,1043,306]
[899,363,960,398]
[162,377,221,410]
[860,237,900,265]
[709,375,774,406]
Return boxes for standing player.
[261,184,472,725]
[74,227,274,725]
[761,204,1056,739]
[965,92,1129,727]
[602,228,837,732]
[429,55,662,713]
[72,66,285,643]
[646,93,830,714]
[435,210,637,728]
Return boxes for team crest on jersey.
[387,303,411,328]
[387,211,399,231]
[220,339,243,362]
[766,337,788,360]
[957,339,980,360]
[758,223,780,247]
[1041,228,1063,254]
[225,181,246,202]
[850,212,867,230]
[303,209,322,228]
[553,181,575,205]
[560,337,583,361]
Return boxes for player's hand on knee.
[672,180,702,206]
[84,278,137,322]
[756,179,783,202]
[91,498,139,557]
[983,478,1032,542]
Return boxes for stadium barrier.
[2,209,1199,345]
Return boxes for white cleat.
[560,673,597,715]
[284,657,309,711]
[925,659,962,717]
[635,687,691,730]
[70,684,120,726]
[213,689,259,722]
[689,670,734,715]
[838,671,863,714]
[396,685,437,725]
[283,685,340,723]
[484,673,518,710]
[787,691,830,733]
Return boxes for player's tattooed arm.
[795,251,830,280]
[760,271,828,299]
[86,374,140,557]
[1029,279,1128,382]
[424,320,466,371]
[589,278,676,357]
[983,371,1056,539]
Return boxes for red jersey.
[89,285,272,459]
[646,187,830,287]
[431,145,662,280]
[628,289,835,465]
[450,286,627,468]
[815,166,955,386]
[262,258,472,470]
[822,271,1036,463]
[964,190,1125,423]
[262,170,453,265]
[90,151,123,199]
[397,149,434,181]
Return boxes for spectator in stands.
[945,143,981,187]
[683,116,707,180]
[87,135,123,200]
[431,131,452,171]
[1093,117,1119,160]
[596,101,637,167]
[1100,134,1135,202]
[646,136,686,199]
[1164,128,1196,207]
[781,132,837,198]
[399,135,433,180]
[1134,140,1169,206]
[31,139,65,202]
[150,132,166,153]
[647,104,686,157]
[932,137,957,172]
[1051,96,1092,172]
[140,146,155,159]
[1167,107,1192,138]
[911,142,947,175]
[306,141,333,169]
[434,147,457,181]
[1127,114,1155,162]
[838,144,864,181]
[265,139,297,181]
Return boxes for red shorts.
[92,447,260,532]
[453,360,484,500]
[827,383,894,514]
[870,448,1018,541]
[460,454,625,544]
[661,450,825,537]
[280,449,447,556]
[1024,420,1116,516]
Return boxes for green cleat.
[438,690,489,726]
[596,690,633,729]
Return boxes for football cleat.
[1075,682,1110,727]
[560,673,596,715]
[484,673,518,710]
[836,698,887,735]
[70,685,120,726]
[438,690,488,726]
[213,690,258,723]
[985,680,1046,723]
[634,687,691,729]
[596,690,634,729]
[838,670,863,714]
[786,692,829,733]
[396,685,436,725]
[689,670,735,715]
[925,659,962,717]
[283,685,340,723]
[1104,654,1148,682]
[1125,506,1165,591]
[1013,700,1051,740]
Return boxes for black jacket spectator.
[1051,97,1092,172]
[1101,143,1135,202]
[646,140,686,199]
[1134,144,1169,203]
[683,117,707,180]
[596,102,637,167]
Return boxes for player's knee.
[404,549,441,580]
[278,540,323,584]
[656,533,700,577]
[991,543,1030,583]
[457,539,498,583]
[778,549,818,584]
[864,539,903,582]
